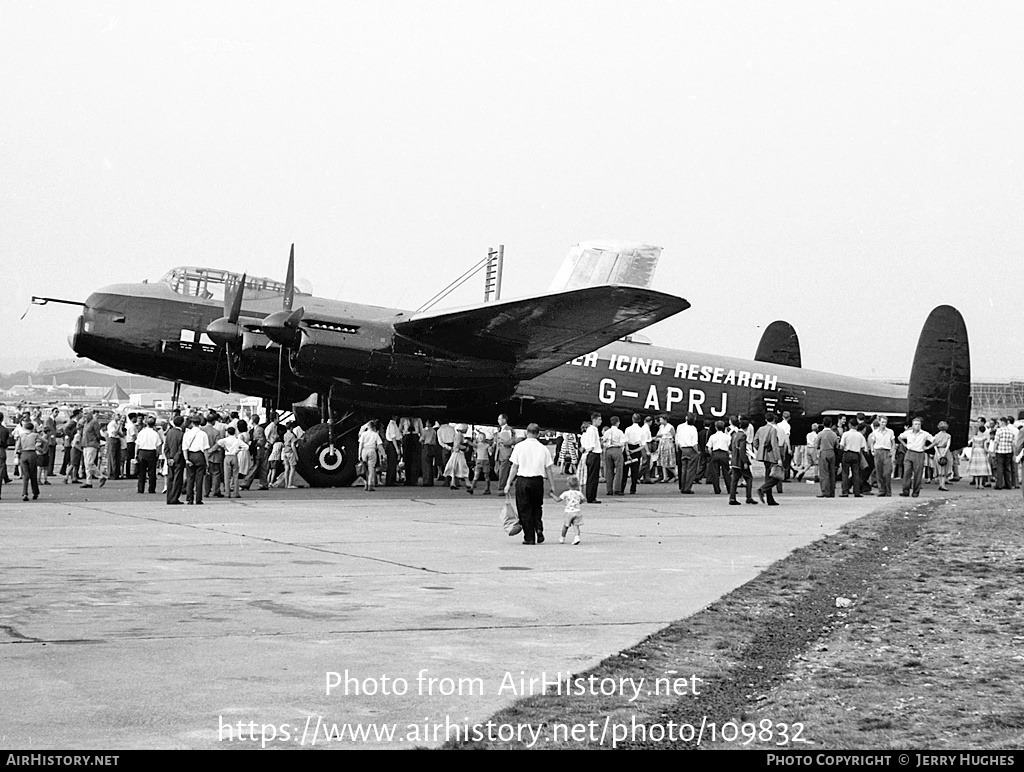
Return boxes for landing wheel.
[296,423,358,488]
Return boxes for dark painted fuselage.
[71,277,911,439]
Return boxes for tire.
[295,423,358,488]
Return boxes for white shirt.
[869,427,895,452]
[707,430,731,453]
[217,435,247,456]
[899,429,934,452]
[675,422,698,449]
[581,425,602,455]
[385,420,402,443]
[509,438,553,477]
[135,427,161,451]
[776,419,791,450]
[623,423,650,445]
[183,427,211,453]
[602,425,625,448]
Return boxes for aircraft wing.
[395,285,689,380]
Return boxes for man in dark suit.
[163,416,185,505]
[728,417,756,505]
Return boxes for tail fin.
[907,305,972,448]
[548,242,662,291]
[754,321,801,368]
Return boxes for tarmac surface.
[1,475,893,749]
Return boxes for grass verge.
[448,492,1024,749]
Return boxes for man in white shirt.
[217,426,247,498]
[622,413,651,494]
[839,423,868,497]
[868,416,895,496]
[602,416,626,497]
[705,420,732,494]
[385,417,402,486]
[580,413,603,503]
[675,413,699,494]
[898,418,935,498]
[777,411,792,481]
[504,423,558,545]
[183,417,211,505]
[134,417,162,495]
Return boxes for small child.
[469,430,492,495]
[553,475,585,544]
[267,438,284,487]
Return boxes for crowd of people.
[0,407,304,504]
[4,405,1024,522]
[558,409,1024,507]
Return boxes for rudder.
[907,305,972,448]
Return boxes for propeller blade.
[284,244,295,312]
[229,273,246,324]
[277,345,284,411]
[226,341,233,393]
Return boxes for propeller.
[208,272,247,393]
[259,244,305,409]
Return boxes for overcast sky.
[2,1,1021,380]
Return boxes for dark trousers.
[385,443,399,486]
[901,450,925,495]
[994,453,1014,489]
[585,451,602,502]
[403,435,421,486]
[707,450,730,493]
[20,453,39,498]
[137,450,158,493]
[818,451,837,496]
[621,446,642,494]
[167,459,185,504]
[125,442,136,478]
[729,466,753,502]
[497,458,512,491]
[762,461,783,493]
[185,452,207,504]
[205,457,224,496]
[841,451,861,495]
[514,476,545,544]
[677,447,698,492]
[874,450,893,495]
[241,443,268,489]
[695,451,709,484]
[421,443,440,486]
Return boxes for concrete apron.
[0,484,886,748]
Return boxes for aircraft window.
[160,267,302,303]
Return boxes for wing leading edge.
[395,285,690,380]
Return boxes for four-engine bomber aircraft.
[60,245,971,487]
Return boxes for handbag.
[769,463,785,482]
[500,494,522,536]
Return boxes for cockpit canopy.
[159,267,311,304]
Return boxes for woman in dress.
[236,419,252,478]
[655,415,676,482]
[932,421,952,491]
[965,420,991,487]
[558,431,579,474]
[443,424,471,491]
